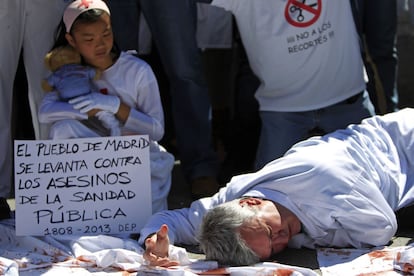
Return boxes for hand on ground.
[143,224,179,267]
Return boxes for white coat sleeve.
[138,207,200,246]
[331,188,398,248]
[282,146,400,249]
[138,190,230,246]
[122,63,165,142]
[38,91,88,123]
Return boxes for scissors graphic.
[290,4,305,22]
[286,0,321,27]
[289,0,319,22]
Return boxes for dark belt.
[341,92,363,105]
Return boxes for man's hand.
[143,224,179,267]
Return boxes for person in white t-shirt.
[141,108,414,266]
[38,0,174,214]
[205,0,376,170]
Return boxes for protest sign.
[14,135,151,236]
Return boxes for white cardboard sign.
[14,135,151,237]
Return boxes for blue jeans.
[139,0,219,181]
[255,91,376,170]
[351,0,398,113]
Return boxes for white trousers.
[0,0,68,197]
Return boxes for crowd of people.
[0,0,413,268]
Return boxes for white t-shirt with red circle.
[212,0,366,112]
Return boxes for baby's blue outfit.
[45,64,97,100]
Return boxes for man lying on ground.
[139,108,414,266]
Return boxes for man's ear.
[239,197,263,206]
[65,33,76,48]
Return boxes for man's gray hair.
[198,199,261,266]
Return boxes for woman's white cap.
[63,0,110,33]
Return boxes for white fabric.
[139,108,414,250]
[0,219,321,275]
[227,262,318,275]
[39,91,89,123]
[0,220,198,275]
[0,0,68,198]
[69,92,121,114]
[39,52,175,214]
[94,52,166,141]
[318,245,414,275]
[211,0,366,112]
[95,110,121,136]
[63,0,110,32]
[394,244,414,274]
[0,256,18,276]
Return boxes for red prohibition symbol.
[285,0,322,28]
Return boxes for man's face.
[238,198,301,260]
